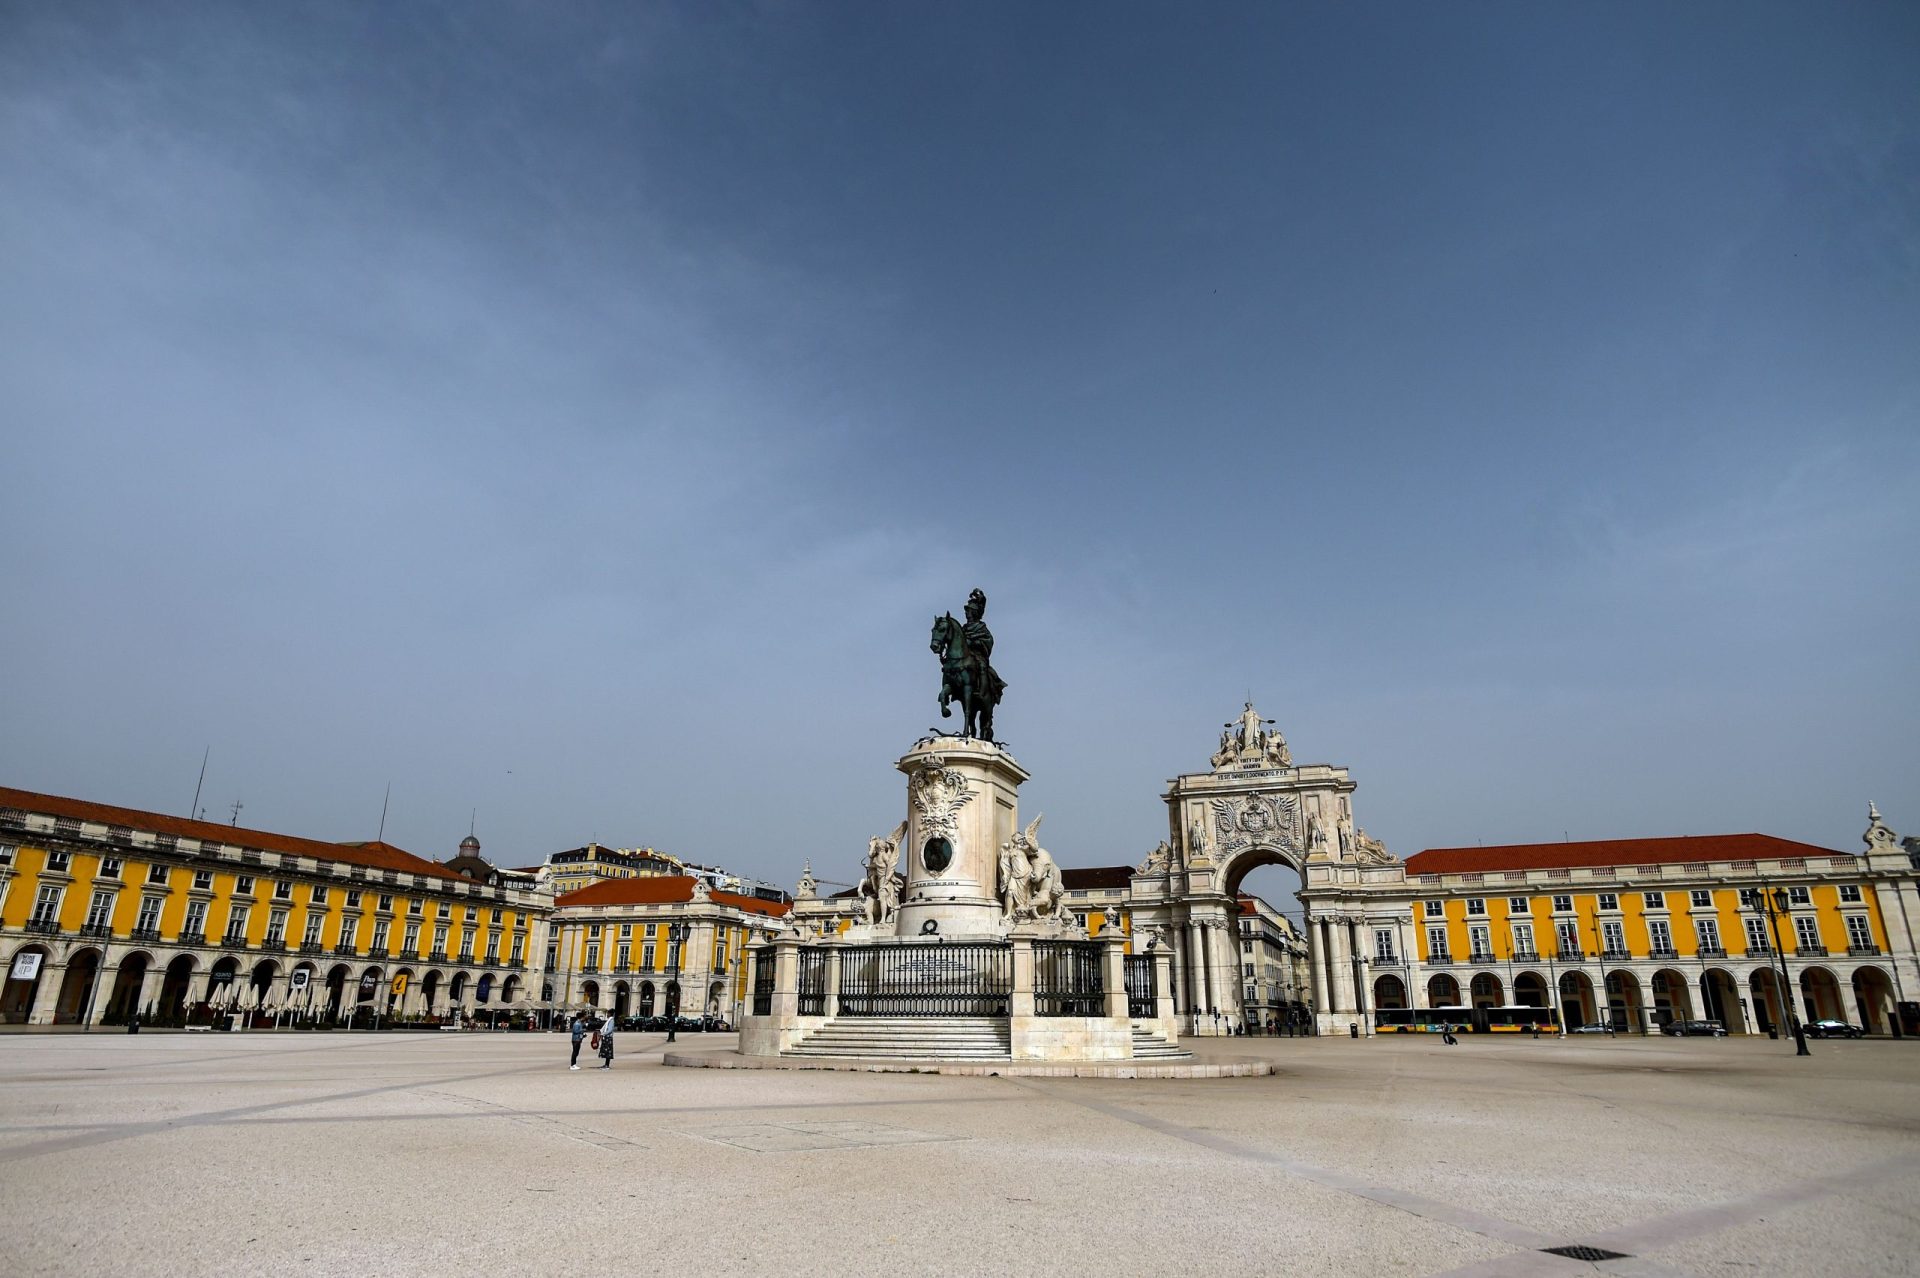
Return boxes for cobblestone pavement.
[0,1031,1914,1276]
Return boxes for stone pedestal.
[893,739,1028,940]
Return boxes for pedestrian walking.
[1441,1023,1458,1046]
[597,1012,617,1069]
[568,1012,588,1070]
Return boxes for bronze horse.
[930,612,999,740]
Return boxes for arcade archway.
[1853,966,1895,1034]
[1700,969,1743,1032]
[104,952,154,1024]
[55,948,104,1024]
[1650,969,1692,1027]
[1,945,53,1023]
[1559,972,1596,1028]
[1605,970,1644,1033]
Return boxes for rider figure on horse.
[934,588,1007,740]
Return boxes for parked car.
[1661,1019,1727,1037]
[1570,1022,1614,1034]
[1805,1019,1863,1039]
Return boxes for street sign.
[9,953,43,981]
[358,972,379,994]
[289,969,310,992]
[391,973,410,997]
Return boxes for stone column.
[1151,950,1177,1039]
[1183,921,1202,1022]
[1102,935,1128,1021]
[137,965,166,1019]
[1010,937,1035,1020]
[29,963,64,1025]
[823,948,842,1018]
[85,960,115,1026]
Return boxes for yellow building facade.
[1388,832,1911,1034]
[544,875,790,1023]
[0,786,554,1026]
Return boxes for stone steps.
[1132,1030,1193,1060]
[789,1017,1013,1059]
[785,1018,1196,1062]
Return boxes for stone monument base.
[736,934,1184,1064]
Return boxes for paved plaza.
[0,1032,1915,1277]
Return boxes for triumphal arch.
[1125,702,1413,1036]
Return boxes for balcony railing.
[179,929,206,947]
[333,942,358,956]
[1600,948,1631,962]
[1849,944,1882,957]
[25,917,62,935]
[1554,947,1585,962]
[1511,949,1540,963]
[1746,943,1773,956]
[259,938,287,953]
[1425,952,1453,965]
[222,930,250,947]
[427,951,448,963]
[1697,945,1726,958]
[130,927,163,943]
[1467,951,1495,965]
[1647,948,1679,961]
[79,922,116,939]
[299,942,324,955]
[367,947,389,959]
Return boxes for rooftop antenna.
[189,746,210,820]
[377,782,392,843]
[228,799,244,827]
[469,808,477,838]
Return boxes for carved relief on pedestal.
[909,754,974,875]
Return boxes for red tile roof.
[1405,833,1848,877]
[555,875,791,918]
[0,785,463,881]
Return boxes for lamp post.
[1754,886,1810,1057]
[665,921,688,1042]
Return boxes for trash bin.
[1349,1022,1358,1038]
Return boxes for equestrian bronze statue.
[930,588,1007,741]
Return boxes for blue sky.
[3,3,1915,889]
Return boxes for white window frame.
[1794,916,1821,952]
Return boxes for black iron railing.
[1033,940,1104,1017]
[796,947,828,1016]
[751,950,775,1017]
[837,942,1011,1017]
[1124,953,1155,1018]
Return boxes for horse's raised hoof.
[940,705,952,718]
